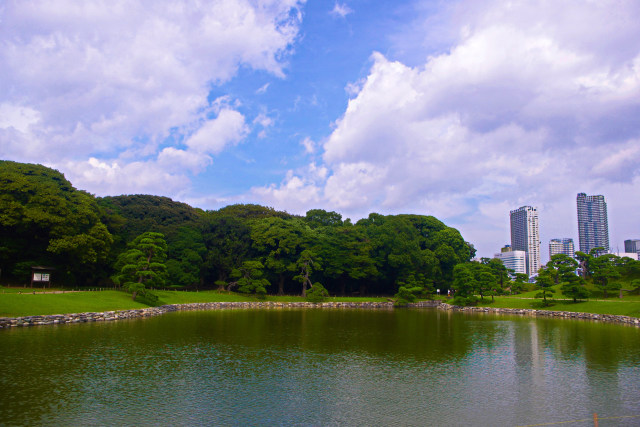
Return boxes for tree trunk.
[359,283,367,297]
[131,290,137,301]
[278,275,284,296]
[339,279,346,297]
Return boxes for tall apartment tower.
[510,206,541,277]
[576,193,609,254]
[549,238,575,259]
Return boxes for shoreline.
[1,300,639,329]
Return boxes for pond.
[1,308,639,426]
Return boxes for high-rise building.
[549,238,575,259]
[624,239,640,258]
[576,193,609,254]
[510,206,540,277]
[494,248,527,276]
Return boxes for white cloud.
[256,83,271,94]
[65,157,191,197]
[185,109,248,155]
[301,137,316,154]
[0,0,302,191]
[330,2,353,18]
[157,148,211,174]
[254,0,640,258]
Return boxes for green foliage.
[306,282,329,303]
[452,264,477,298]
[216,204,295,220]
[452,295,478,306]
[230,260,269,299]
[304,209,343,228]
[509,273,529,294]
[0,161,113,285]
[591,253,622,298]
[535,267,556,306]
[199,212,251,285]
[112,232,167,301]
[394,286,420,306]
[293,249,322,297]
[2,161,478,298]
[250,217,309,295]
[97,195,200,244]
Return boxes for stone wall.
[1,300,638,329]
[437,302,640,326]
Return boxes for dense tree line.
[0,161,475,298]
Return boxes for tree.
[250,217,309,295]
[476,269,498,302]
[200,213,251,286]
[483,258,510,291]
[304,209,343,228]
[306,282,329,303]
[547,254,579,284]
[394,273,434,306]
[451,263,478,306]
[535,267,555,306]
[112,232,168,301]
[229,260,269,299]
[510,273,529,294]
[560,275,590,302]
[545,254,589,302]
[575,251,594,278]
[0,161,113,285]
[293,249,322,297]
[591,254,622,298]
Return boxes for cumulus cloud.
[0,0,302,194]
[254,0,640,256]
[64,157,191,197]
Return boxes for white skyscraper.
[494,249,527,276]
[510,206,540,277]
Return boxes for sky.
[1,0,639,261]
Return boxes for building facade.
[624,239,640,258]
[494,249,527,276]
[549,238,575,259]
[576,193,609,254]
[510,206,540,277]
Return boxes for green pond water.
[1,308,639,426]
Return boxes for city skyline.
[1,0,639,260]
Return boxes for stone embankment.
[0,301,398,329]
[1,300,638,329]
[437,303,640,326]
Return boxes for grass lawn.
[0,290,149,317]
[0,288,391,317]
[2,285,639,318]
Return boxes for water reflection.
[1,309,639,425]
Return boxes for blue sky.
[1,0,640,260]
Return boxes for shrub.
[306,282,329,303]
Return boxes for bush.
[306,283,329,303]
[394,285,420,306]
[452,295,478,306]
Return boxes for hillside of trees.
[0,160,475,297]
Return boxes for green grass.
[0,288,391,317]
[476,296,640,317]
[1,285,639,318]
[0,291,149,317]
